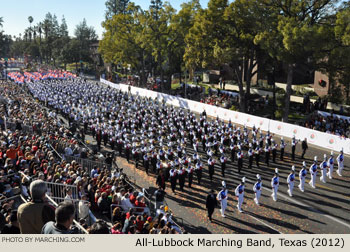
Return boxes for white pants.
[254,190,261,205]
[237,194,244,212]
[337,163,343,176]
[298,178,305,192]
[309,172,317,188]
[271,186,278,201]
[287,182,294,196]
[320,168,327,183]
[327,165,333,179]
[220,199,227,216]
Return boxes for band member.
[253,174,262,206]
[248,144,254,169]
[230,142,236,162]
[320,154,328,184]
[169,167,178,193]
[235,177,245,213]
[336,149,344,177]
[217,181,228,218]
[208,157,215,182]
[178,167,186,191]
[186,164,194,188]
[280,137,286,161]
[195,161,203,185]
[309,156,318,189]
[237,149,244,174]
[298,161,307,192]
[264,144,270,167]
[327,151,334,179]
[271,168,279,202]
[255,146,261,168]
[220,154,227,177]
[271,139,278,163]
[287,166,296,197]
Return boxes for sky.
[0,0,210,39]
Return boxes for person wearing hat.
[291,136,298,161]
[336,149,344,177]
[298,161,307,192]
[169,167,178,194]
[206,189,218,222]
[271,168,279,202]
[320,154,328,183]
[271,139,278,163]
[287,166,296,197]
[255,145,261,168]
[217,181,228,217]
[248,143,254,169]
[280,137,286,161]
[220,154,227,177]
[327,151,334,179]
[207,156,215,182]
[237,149,244,174]
[309,156,318,189]
[253,174,262,205]
[235,177,245,213]
[264,144,270,167]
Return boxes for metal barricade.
[64,155,107,176]
[44,181,79,204]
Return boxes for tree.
[100,3,147,84]
[220,0,272,112]
[255,0,338,122]
[184,0,228,74]
[105,0,131,19]
[74,19,98,64]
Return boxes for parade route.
[76,83,350,234]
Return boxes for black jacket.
[206,193,217,210]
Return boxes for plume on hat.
[314,156,317,162]
[275,168,278,174]
[242,177,246,184]
[292,165,295,172]
[302,161,306,167]
[222,181,226,187]
[256,174,261,180]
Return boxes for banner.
[100,78,350,155]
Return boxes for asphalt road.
[83,118,350,234]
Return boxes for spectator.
[41,202,76,234]
[17,180,55,234]
[0,210,20,234]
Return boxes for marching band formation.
[27,79,346,218]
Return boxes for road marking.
[246,213,283,234]
[245,178,350,230]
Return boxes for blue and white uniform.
[217,182,228,217]
[253,174,262,205]
[271,169,279,202]
[298,162,307,192]
[287,166,296,197]
[235,178,245,213]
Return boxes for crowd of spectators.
[0,79,183,234]
[304,113,350,138]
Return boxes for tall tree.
[105,0,131,19]
[255,0,338,122]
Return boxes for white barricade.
[100,78,350,155]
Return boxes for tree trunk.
[283,63,293,122]
[234,62,245,112]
